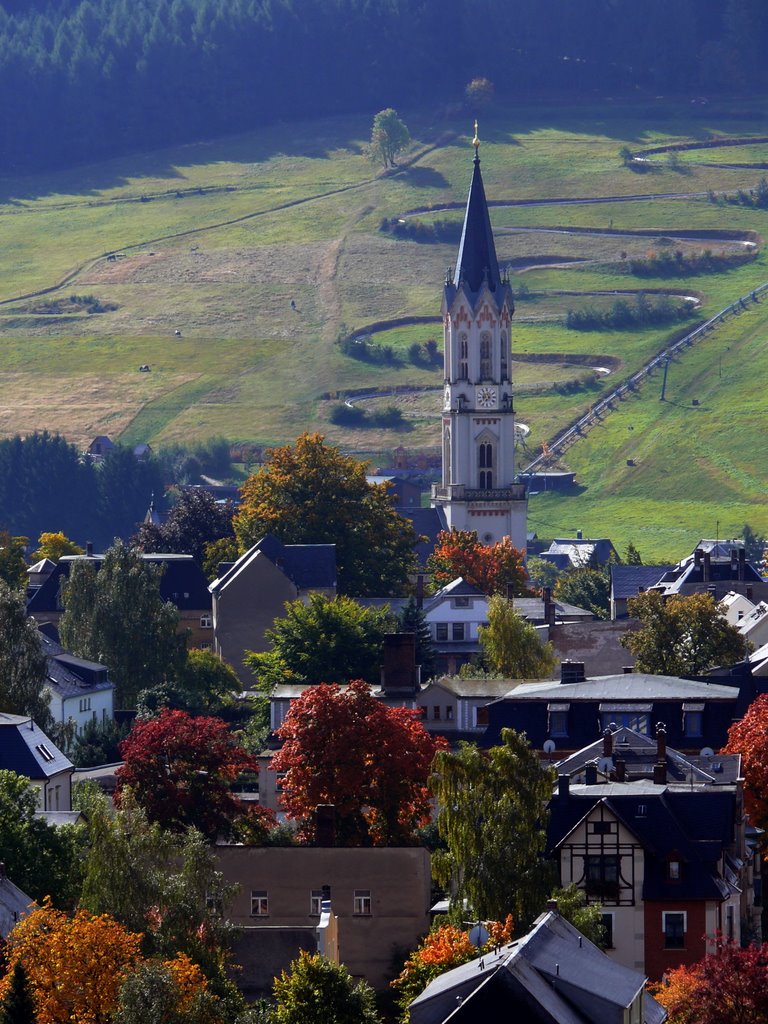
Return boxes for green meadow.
[1,100,768,549]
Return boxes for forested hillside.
[1,0,767,172]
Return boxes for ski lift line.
[522,281,768,473]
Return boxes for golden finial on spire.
[472,119,480,154]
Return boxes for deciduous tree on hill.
[234,433,417,596]
[427,529,528,596]
[621,591,749,675]
[32,531,83,562]
[272,680,445,845]
[116,708,260,839]
[369,108,410,167]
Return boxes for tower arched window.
[478,442,494,489]
[443,425,451,485]
[458,334,468,380]
[480,332,492,379]
[500,331,508,380]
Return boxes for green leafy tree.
[0,769,85,905]
[203,536,239,583]
[432,730,555,928]
[398,597,437,681]
[0,961,36,1024]
[70,716,129,768]
[235,433,417,597]
[478,594,556,679]
[621,591,750,675]
[245,593,394,690]
[369,108,409,168]
[526,555,561,591]
[138,649,243,717]
[741,523,766,565]
[0,582,51,726]
[0,531,28,588]
[135,489,235,566]
[59,540,183,708]
[550,884,606,947]
[623,542,643,565]
[113,959,223,1024]
[554,565,611,619]
[274,951,381,1024]
[32,531,83,562]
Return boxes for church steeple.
[452,122,501,294]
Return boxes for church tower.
[431,125,528,551]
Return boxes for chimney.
[694,548,702,569]
[315,805,336,847]
[560,661,586,684]
[739,548,746,582]
[380,633,420,695]
[703,550,711,582]
[603,727,613,757]
[585,763,598,785]
[86,540,93,557]
[731,549,738,578]
[546,898,559,913]
[576,529,583,540]
[615,758,626,782]
[543,586,555,626]
[558,774,570,800]
[656,722,667,761]
[654,761,667,785]
[416,574,425,610]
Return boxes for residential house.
[481,662,745,756]
[408,907,666,1024]
[720,590,757,627]
[39,628,115,734]
[0,869,34,938]
[610,564,675,620]
[539,535,619,571]
[738,601,768,649]
[0,713,73,812]
[651,541,768,603]
[209,534,336,685]
[84,435,115,460]
[366,473,422,508]
[28,549,214,651]
[549,742,755,979]
[215,845,431,992]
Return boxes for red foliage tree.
[272,680,447,845]
[116,708,261,839]
[723,693,768,831]
[427,529,529,596]
[651,938,768,1024]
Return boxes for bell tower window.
[500,331,508,380]
[458,334,468,380]
[480,332,492,380]
[478,442,494,489]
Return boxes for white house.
[39,629,115,734]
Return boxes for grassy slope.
[1,101,768,548]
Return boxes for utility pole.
[660,358,670,401]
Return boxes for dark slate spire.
[452,124,500,294]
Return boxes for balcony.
[432,483,527,503]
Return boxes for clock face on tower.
[475,385,498,410]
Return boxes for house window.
[668,859,681,881]
[78,697,91,713]
[726,904,735,941]
[200,614,212,628]
[433,706,441,720]
[683,705,704,737]
[353,890,371,916]
[478,442,493,489]
[453,596,470,608]
[548,708,569,738]
[250,891,269,917]
[591,822,613,835]
[436,623,448,642]
[663,911,686,948]
[310,889,324,916]
[452,623,465,641]
[500,332,508,379]
[206,891,223,916]
[600,712,650,735]
[480,332,492,379]
[458,334,468,380]
[601,912,615,949]
[446,706,454,721]
[199,641,212,651]
[585,855,619,898]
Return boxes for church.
[431,126,528,551]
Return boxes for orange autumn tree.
[0,901,143,1024]
[723,693,768,832]
[392,917,514,1018]
[427,529,529,596]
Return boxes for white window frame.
[353,890,371,916]
[310,889,323,917]
[200,614,212,628]
[250,890,269,917]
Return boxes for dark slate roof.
[0,876,34,938]
[654,543,764,594]
[397,506,447,567]
[0,714,72,780]
[410,910,651,1024]
[611,565,675,600]
[210,534,336,593]
[514,597,594,620]
[548,785,738,903]
[451,151,501,294]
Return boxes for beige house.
[209,535,336,684]
[215,845,431,991]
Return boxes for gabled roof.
[490,673,740,705]
[610,564,675,600]
[409,910,655,1024]
[0,713,72,780]
[544,538,618,568]
[425,577,486,606]
[0,874,34,938]
[210,534,336,594]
